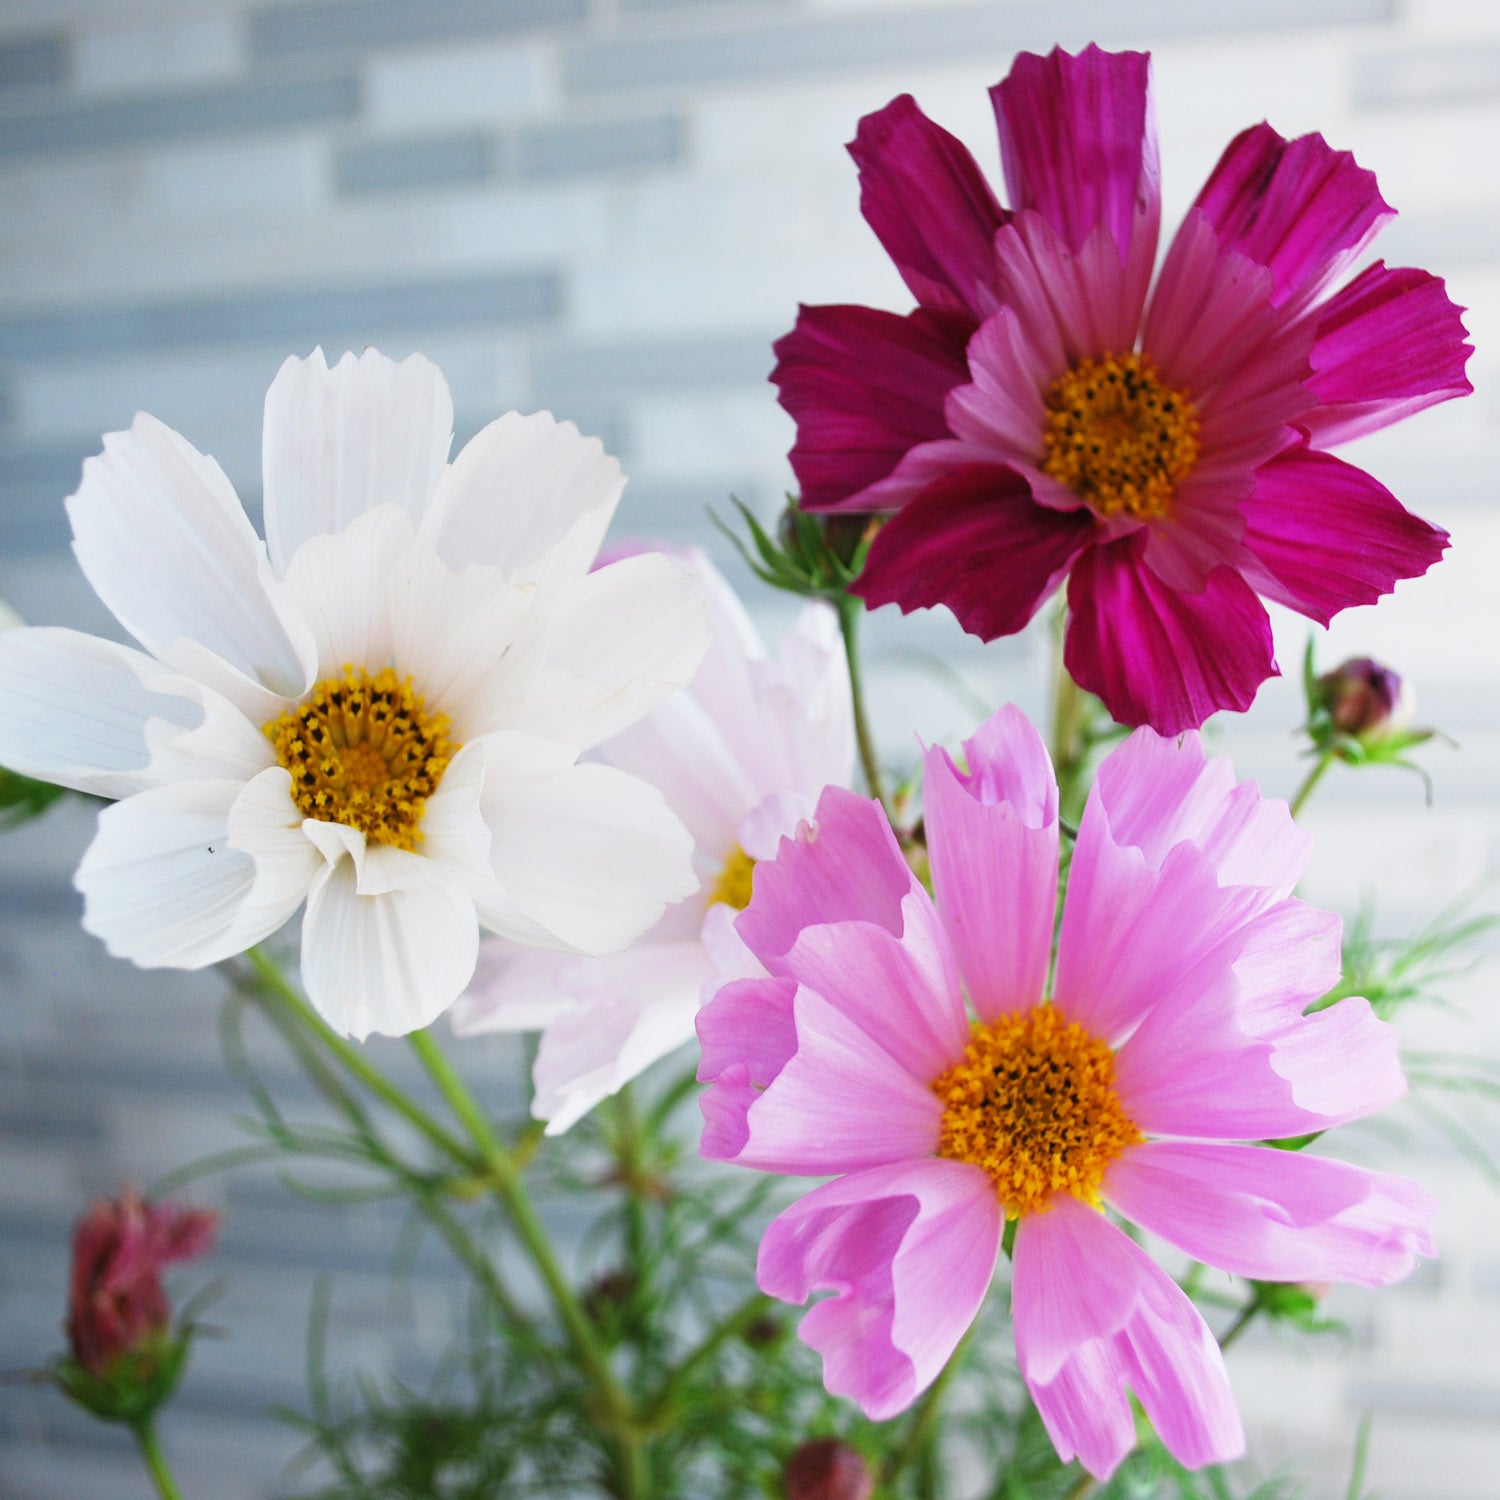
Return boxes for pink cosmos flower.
[697,707,1435,1478]
[772,45,1470,733]
[452,550,854,1133]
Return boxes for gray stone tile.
[0,31,68,95]
[0,74,360,160]
[516,111,686,180]
[1356,45,1500,109]
[333,129,496,195]
[564,0,1398,93]
[248,0,588,60]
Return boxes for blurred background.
[0,0,1497,1495]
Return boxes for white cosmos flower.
[0,349,710,1039]
[0,600,21,631]
[451,550,855,1133]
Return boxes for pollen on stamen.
[708,844,756,910]
[263,665,454,851]
[931,1003,1143,1218]
[1041,350,1201,522]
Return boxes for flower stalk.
[837,593,887,809]
[131,1419,185,1500]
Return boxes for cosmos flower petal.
[1302,261,1473,445]
[773,302,976,512]
[1192,124,1393,314]
[482,761,697,955]
[923,705,1059,1022]
[0,627,272,798]
[698,979,943,1173]
[1063,534,1276,735]
[992,45,1159,306]
[854,463,1095,642]
[1105,1141,1437,1287]
[1014,1197,1243,1480]
[424,410,623,589]
[735,785,921,968]
[847,94,1008,319]
[300,844,479,1040]
[262,347,453,573]
[757,1159,1002,1420]
[1239,447,1449,627]
[67,413,315,711]
[1089,728,1310,897]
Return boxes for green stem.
[245,947,475,1170]
[131,1420,184,1500]
[613,1087,651,1300]
[837,595,887,808]
[1289,750,1336,819]
[1050,610,1090,811]
[883,1323,975,1484]
[642,1290,771,1424]
[1218,1298,1259,1352]
[1063,1473,1098,1500]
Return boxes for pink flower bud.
[784,1438,874,1500]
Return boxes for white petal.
[482,761,697,953]
[67,413,315,710]
[0,626,271,798]
[224,766,326,942]
[422,410,622,589]
[299,845,478,1039]
[418,740,494,884]
[262,348,453,573]
[514,552,710,749]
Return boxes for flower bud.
[1315,657,1409,742]
[784,1438,874,1500]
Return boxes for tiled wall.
[1,1,1497,1496]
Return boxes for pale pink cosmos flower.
[698,707,1435,1478]
[452,551,854,1133]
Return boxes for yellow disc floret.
[1042,351,1201,521]
[264,665,454,851]
[709,844,757,910]
[932,1003,1143,1217]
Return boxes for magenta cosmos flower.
[697,707,1435,1478]
[772,45,1470,733]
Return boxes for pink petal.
[1013,1197,1243,1479]
[1239,446,1449,626]
[1192,124,1393,315]
[1063,533,1276,734]
[847,94,1009,320]
[735,785,919,968]
[1089,727,1310,898]
[773,302,975,512]
[758,1159,1002,1420]
[1105,1141,1437,1287]
[697,979,942,1174]
[852,463,1095,641]
[944,306,1055,465]
[1302,261,1473,445]
[923,706,1060,1022]
[992,45,1160,317]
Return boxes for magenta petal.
[1304,261,1473,445]
[1240,446,1449,626]
[992,45,1160,307]
[854,464,1095,641]
[772,302,975,512]
[1013,1197,1244,1479]
[848,94,1009,320]
[1064,534,1276,734]
[1106,1141,1437,1288]
[736,785,918,968]
[1193,124,1393,313]
[758,1159,1002,1420]
[924,706,1060,1022]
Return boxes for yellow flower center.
[1042,351,1201,521]
[263,665,455,851]
[708,844,757,910]
[932,1004,1142,1218]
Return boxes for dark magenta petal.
[853,464,1096,641]
[1303,260,1474,446]
[848,94,1009,320]
[1239,447,1449,626]
[772,302,974,511]
[991,45,1159,284]
[1064,534,1276,734]
[1193,124,1393,312]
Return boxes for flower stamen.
[264,665,454,850]
[709,844,757,910]
[932,1004,1142,1217]
[1042,351,1201,521]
